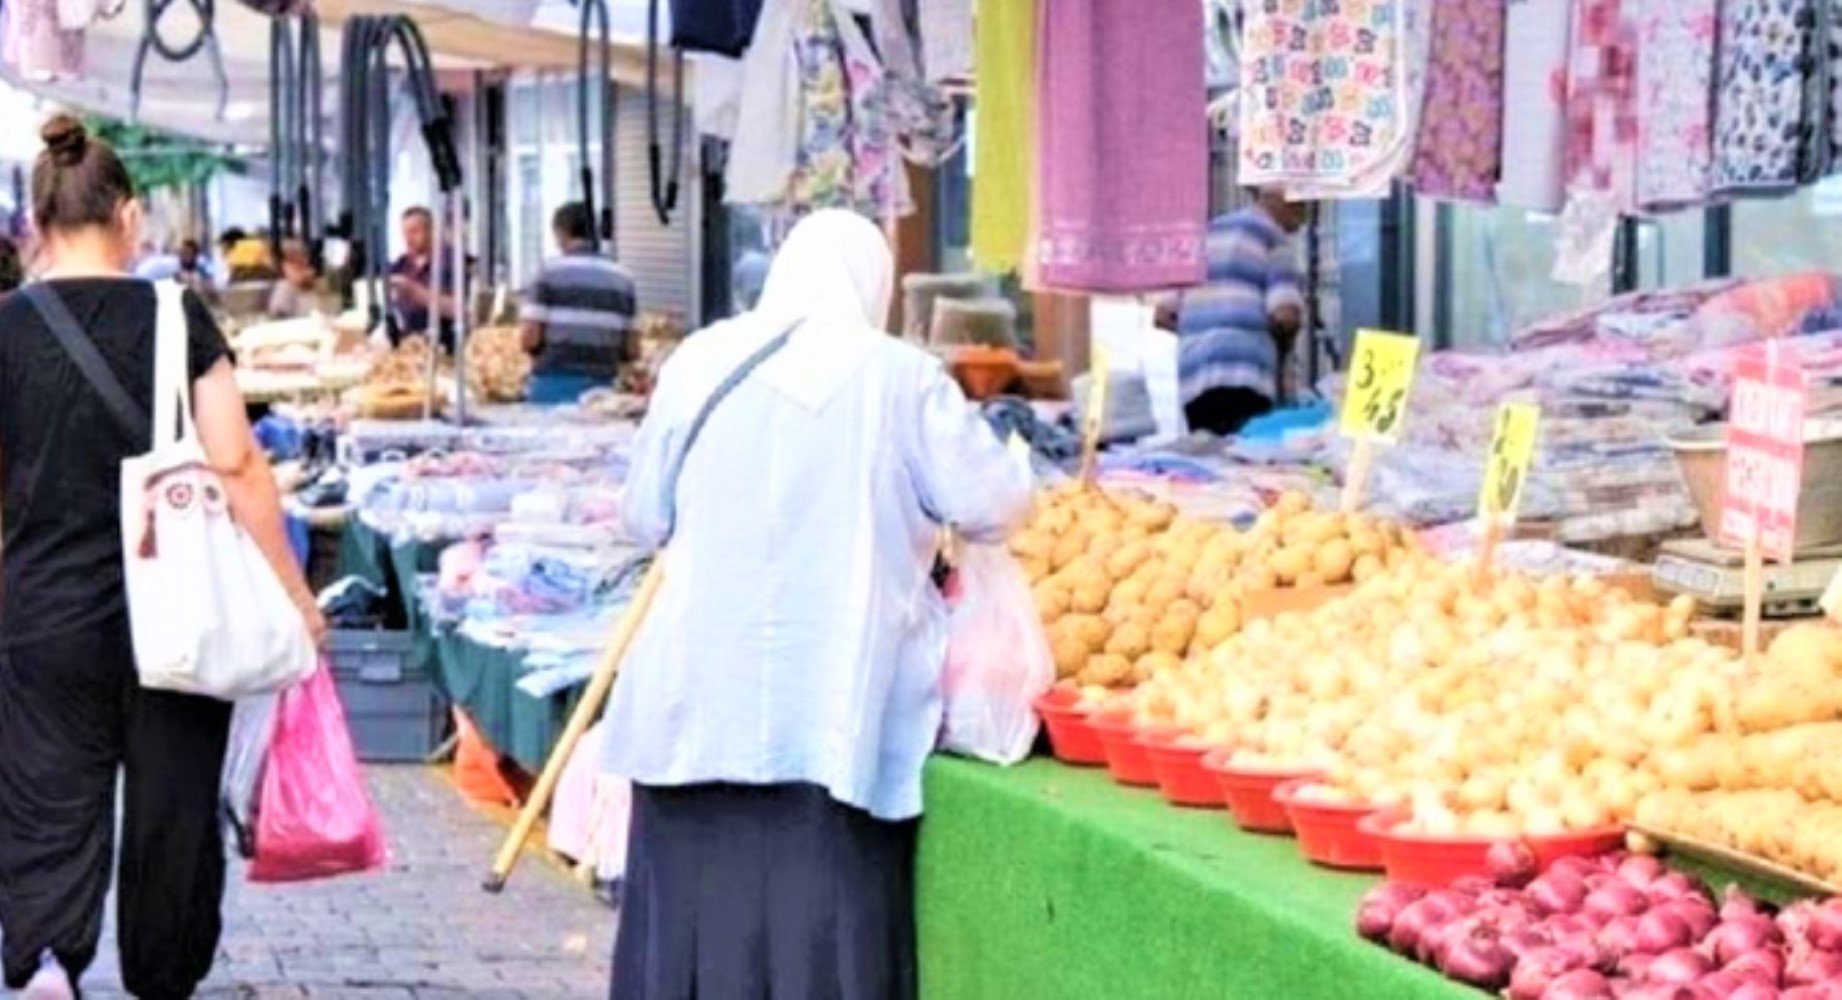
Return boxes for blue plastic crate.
[326,630,448,762]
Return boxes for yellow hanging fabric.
[971,0,1038,274]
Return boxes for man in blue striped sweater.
[1175,188,1308,436]
[521,202,639,404]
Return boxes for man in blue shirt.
[1175,188,1308,436]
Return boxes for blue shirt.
[603,315,1033,820]
[1176,204,1303,404]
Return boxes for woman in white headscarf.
[604,210,1032,999]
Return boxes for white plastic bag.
[940,543,1054,765]
[121,282,315,700]
[221,693,278,857]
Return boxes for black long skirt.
[610,782,918,1000]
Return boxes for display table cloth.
[337,518,579,774]
[916,757,1469,1000]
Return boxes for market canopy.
[0,0,675,147]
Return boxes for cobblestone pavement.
[83,766,615,999]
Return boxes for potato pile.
[1013,487,1416,689]
[1125,557,1711,837]
[464,325,532,402]
[1633,624,1842,882]
[357,336,438,419]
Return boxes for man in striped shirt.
[520,202,639,404]
[1176,188,1308,436]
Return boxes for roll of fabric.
[970,0,1037,274]
[1034,0,1208,293]
[1634,0,1719,212]
[1410,0,1507,203]
[1498,0,1574,211]
[1712,0,1818,198]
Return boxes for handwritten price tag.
[1008,431,1031,464]
[1720,342,1807,562]
[1478,404,1540,523]
[1078,347,1111,485]
[1340,330,1420,443]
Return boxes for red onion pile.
[1356,851,1842,998]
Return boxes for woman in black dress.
[0,116,324,999]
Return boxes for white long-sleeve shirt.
[603,316,1033,820]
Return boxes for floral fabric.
[1712,0,1818,197]
[1409,0,1505,202]
[1,0,82,82]
[781,0,911,230]
[1633,0,1718,211]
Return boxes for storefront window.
[1730,178,1842,279]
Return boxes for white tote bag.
[119,281,316,699]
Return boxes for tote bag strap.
[150,280,196,445]
[22,283,150,443]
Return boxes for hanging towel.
[1828,0,1842,170]
[970,0,1036,273]
[1563,0,1640,213]
[1035,0,1207,293]
[1238,0,1421,199]
[1497,0,1574,211]
[1712,0,1817,198]
[1409,0,1506,203]
[1633,0,1718,212]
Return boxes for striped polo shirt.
[1176,204,1303,405]
[522,246,639,381]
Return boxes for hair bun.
[40,114,88,167]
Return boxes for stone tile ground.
[80,767,615,999]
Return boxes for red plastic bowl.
[1091,712,1159,787]
[1203,750,1319,834]
[1361,810,1627,889]
[1032,688,1106,766]
[1138,730,1224,808]
[1274,779,1384,871]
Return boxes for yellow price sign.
[1478,403,1540,522]
[1339,330,1421,442]
[1078,348,1111,485]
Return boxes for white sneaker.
[19,952,73,1000]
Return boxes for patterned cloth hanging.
[1633,0,1718,212]
[1712,0,1820,198]
[1409,0,1506,202]
[1562,0,1639,212]
[1237,0,1426,200]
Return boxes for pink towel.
[1033,0,1208,293]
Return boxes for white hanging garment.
[724,0,804,205]
[918,0,971,81]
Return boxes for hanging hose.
[130,0,228,122]
[646,0,684,226]
[298,13,323,263]
[269,15,294,262]
[337,14,462,338]
[577,0,612,252]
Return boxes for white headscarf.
[752,209,896,411]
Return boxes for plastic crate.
[326,630,448,763]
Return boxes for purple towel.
[1033,0,1208,294]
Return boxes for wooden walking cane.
[483,559,665,893]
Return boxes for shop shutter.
[612,83,696,324]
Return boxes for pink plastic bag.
[940,544,1054,765]
[248,662,387,883]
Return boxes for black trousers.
[0,616,231,999]
[1184,386,1274,437]
[612,783,919,1000]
